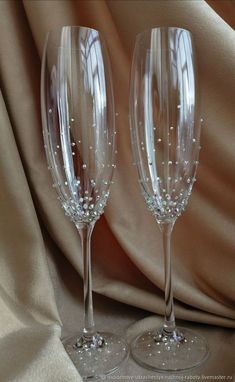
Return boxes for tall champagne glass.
[129,27,209,372]
[41,26,128,380]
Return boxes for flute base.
[63,332,129,380]
[131,327,209,372]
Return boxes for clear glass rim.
[47,25,99,35]
[45,25,103,50]
[135,26,193,40]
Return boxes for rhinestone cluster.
[143,186,192,223]
[59,190,110,224]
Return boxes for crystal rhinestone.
[82,164,87,169]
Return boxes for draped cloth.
[0,0,234,380]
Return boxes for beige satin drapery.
[0,1,234,381]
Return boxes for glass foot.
[63,332,129,379]
[131,327,209,372]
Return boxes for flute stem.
[160,220,176,335]
[77,222,96,338]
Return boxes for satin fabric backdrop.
[0,1,234,381]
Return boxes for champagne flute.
[41,26,128,380]
[129,27,209,372]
